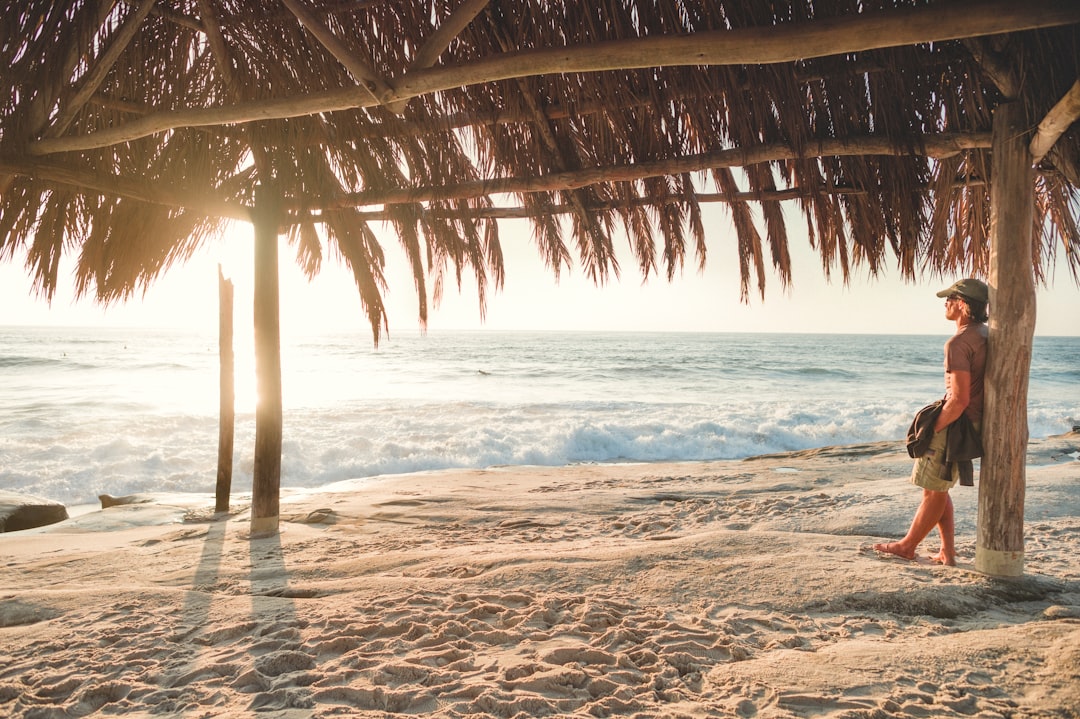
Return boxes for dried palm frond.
[0,0,1076,338]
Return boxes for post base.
[250,515,279,537]
[975,546,1023,577]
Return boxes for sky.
[1,206,1077,339]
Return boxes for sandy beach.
[2,434,1078,718]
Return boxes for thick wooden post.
[251,185,283,535]
[977,101,1036,577]
[215,265,235,514]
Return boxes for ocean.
[1,326,1077,507]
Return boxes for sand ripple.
[2,444,1078,717]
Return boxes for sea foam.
[1,327,1076,506]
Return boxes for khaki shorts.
[910,428,958,492]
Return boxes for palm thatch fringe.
[3,0,1077,548]
[23,3,1080,156]
[2,0,1077,321]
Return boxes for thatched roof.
[2,0,1078,340]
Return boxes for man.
[874,278,989,566]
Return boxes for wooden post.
[215,264,235,514]
[251,184,283,535]
[977,101,1036,577]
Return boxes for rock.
[302,508,337,524]
[1044,605,1080,619]
[98,493,155,509]
[283,508,338,524]
[0,490,69,532]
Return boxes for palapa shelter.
[2,0,1078,575]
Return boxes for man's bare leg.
[874,489,951,560]
[928,494,956,565]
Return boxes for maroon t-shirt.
[944,322,988,423]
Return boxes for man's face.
[945,294,965,321]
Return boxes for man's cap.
[936,278,989,304]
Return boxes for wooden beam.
[151,5,204,33]
[48,0,159,139]
[386,0,490,113]
[21,3,117,139]
[195,0,282,536]
[326,187,847,222]
[195,0,275,191]
[415,0,490,70]
[0,1,116,195]
[27,0,1080,156]
[1030,78,1080,164]
[336,184,908,220]
[489,16,616,278]
[0,157,253,221]
[394,0,1080,102]
[359,58,928,144]
[285,178,992,224]
[215,265,235,515]
[280,0,396,107]
[962,37,1021,99]
[324,133,992,209]
[196,0,237,95]
[120,0,205,32]
[978,101,1035,578]
[250,185,283,537]
[4,131,990,218]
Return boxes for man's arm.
[934,370,971,432]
